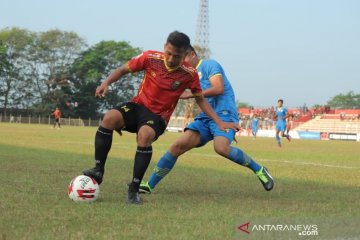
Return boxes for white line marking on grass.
[258,159,360,170]
[185,152,360,170]
[56,141,360,170]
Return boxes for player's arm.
[179,74,224,99]
[283,110,289,120]
[286,112,292,120]
[272,111,278,121]
[202,74,224,97]
[194,94,240,132]
[95,65,131,98]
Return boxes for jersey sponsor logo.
[171,80,181,90]
[151,71,156,77]
[146,120,154,125]
[121,105,130,112]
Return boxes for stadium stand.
[294,115,360,134]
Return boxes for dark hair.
[166,31,190,50]
[186,45,197,55]
[278,99,284,103]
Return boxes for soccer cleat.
[277,141,282,148]
[127,189,141,204]
[286,135,292,142]
[82,167,104,185]
[139,181,153,194]
[256,167,274,191]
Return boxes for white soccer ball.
[68,175,100,202]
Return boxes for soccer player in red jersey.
[82,31,240,204]
[52,107,61,129]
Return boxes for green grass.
[0,123,360,239]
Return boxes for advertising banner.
[298,131,321,140]
[328,133,357,141]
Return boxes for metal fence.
[0,114,303,130]
[0,114,102,127]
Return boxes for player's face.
[184,51,197,67]
[164,43,186,68]
[277,101,283,108]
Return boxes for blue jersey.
[195,59,239,121]
[276,107,288,124]
[252,118,259,129]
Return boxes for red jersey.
[53,109,61,119]
[127,50,202,123]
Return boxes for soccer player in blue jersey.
[139,46,274,193]
[275,99,291,147]
[252,114,259,139]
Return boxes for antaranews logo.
[238,222,251,234]
[237,221,318,237]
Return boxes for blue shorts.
[276,121,286,132]
[185,117,237,147]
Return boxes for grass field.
[1,123,360,239]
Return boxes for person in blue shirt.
[139,45,274,193]
[275,99,291,147]
[252,114,259,139]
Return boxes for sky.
[1,0,359,107]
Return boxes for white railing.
[0,114,102,127]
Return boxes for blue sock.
[227,147,262,173]
[276,135,281,143]
[148,151,177,189]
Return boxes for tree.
[0,42,10,110]
[0,28,35,114]
[26,29,86,115]
[0,28,86,116]
[327,91,360,109]
[236,100,251,109]
[69,41,142,118]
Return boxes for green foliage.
[27,29,86,115]
[236,100,251,108]
[0,27,141,118]
[327,91,360,109]
[0,41,8,77]
[69,41,142,118]
[0,28,35,112]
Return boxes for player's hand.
[218,121,241,132]
[180,91,193,99]
[95,83,109,98]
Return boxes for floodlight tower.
[195,0,210,58]
[173,0,211,127]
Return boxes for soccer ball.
[68,175,100,202]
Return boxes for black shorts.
[114,102,166,140]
